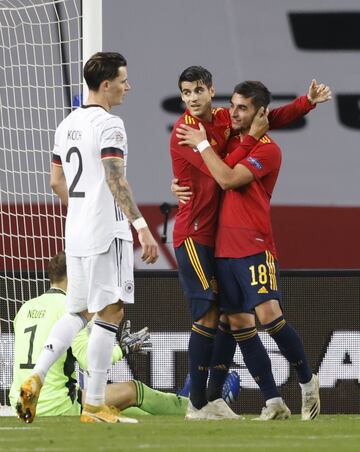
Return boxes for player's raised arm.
[306,79,332,105]
[268,79,331,129]
[102,156,159,264]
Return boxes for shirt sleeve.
[224,135,259,168]
[171,127,258,177]
[238,143,281,180]
[52,153,62,166]
[268,95,315,130]
[52,128,62,166]
[170,128,212,177]
[100,116,127,159]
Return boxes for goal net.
[0,0,83,409]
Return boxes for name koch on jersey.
[52,106,132,257]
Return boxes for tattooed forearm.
[102,157,142,223]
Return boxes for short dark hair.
[48,251,66,285]
[84,52,127,91]
[178,66,213,91]
[233,81,271,109]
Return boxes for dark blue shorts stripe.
[175,239,217,321]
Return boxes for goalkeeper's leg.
[104,381,188,415]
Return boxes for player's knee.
[110,307,124,325]
[78,310,93,323]
[196,304,219,328]
[228,312,255,330]
[97,301,124,325]
[256,299,282,325]
[219,313,229,325]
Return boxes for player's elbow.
[219,177,240,191]
[215,172,233,191]
[50,177,58,192]
[50,177,62,194]
[218,180,232,191]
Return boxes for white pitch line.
[0,427,40,430]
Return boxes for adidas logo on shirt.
[258,286,269,294]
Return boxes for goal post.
[82,0,102,102]
[0,0,102,410]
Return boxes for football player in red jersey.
[176,79,331,420]
[170,66,328,420]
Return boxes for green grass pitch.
[0,415,359,451]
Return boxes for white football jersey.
[52,105,133,257]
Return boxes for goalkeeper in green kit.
[10,251,188,418]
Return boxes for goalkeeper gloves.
[117,320,152,356]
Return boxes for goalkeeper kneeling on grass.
[9,251,187,419]
[10,251,240,419]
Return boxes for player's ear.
[101,79,110,91]
[210,86,215,98]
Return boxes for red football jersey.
[170,108,231,247]
[171,96,314,248]
[215,134,281,259]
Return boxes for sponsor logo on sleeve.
[247,156,263,170]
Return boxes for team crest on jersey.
[247,156,263,170]
[124,280,134,294]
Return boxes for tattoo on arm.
[102,157,142,223]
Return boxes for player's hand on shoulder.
[176,123,207,149]
[138,227,159,264]
[307,79,332,105]
[171,177,192,204]
[249,107,269,140]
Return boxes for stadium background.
[0,0,359,413]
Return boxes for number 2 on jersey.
[19,325,37,369]
[66,146,85,198]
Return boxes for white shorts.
[66,238,134,314]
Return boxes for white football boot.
[204,398,244,420]
[301,374,320,420]
[253,400,291,421]
[185,401,209,420]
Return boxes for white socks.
[34,313,87,382]
[85,320,118,407]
